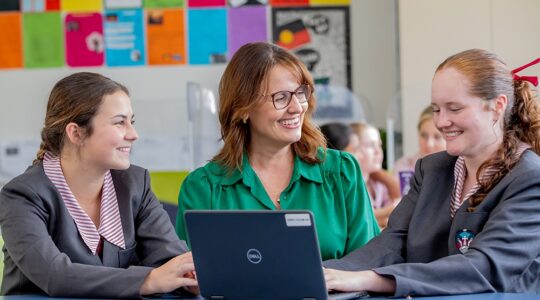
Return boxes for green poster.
[23,12,64,68]
[144,0,183,8]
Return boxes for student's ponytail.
[511,80,540,154]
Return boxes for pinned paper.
[61,0,102,12]
[144,0,183,8]
[146,9,186,65]
[46,0,60,10]
[104,0,142,9]
[65,13,104,67]
[188,8,227,64]
[188,0,225,7]
[0,13,23,69]
[105,9,145,66]
[269,0,307,6]
[22,0,45,12]
[23,12,64,68]
[310,0,349,5]
[228,0,267,7]
[228,6,267,59]
[0,0,20,11]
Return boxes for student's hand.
[140,252,198,296]
[324,269,395,294]
[182,270,200,295]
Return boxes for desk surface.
[0,293,538,300]
[369,293,539,300]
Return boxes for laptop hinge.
[210,296,225,299]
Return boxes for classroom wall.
[399,0,540,156]
[0,0,400,178]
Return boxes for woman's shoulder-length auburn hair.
[213,42,326,173]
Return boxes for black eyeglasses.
[262,84,312,110]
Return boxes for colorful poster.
[0,13,23,68]
[46,0,60,10]
[228,6,267,59]
[188,0,225,7]
[23,12,63,68]
[104,9,145,66]
[105,0,142,9]
[61,0,102,12]
[310,0,349,5]
[228,0,266,7]
[146,9,185,65]
[22,0,45,12]
[0,0,20,11]
[269,0,307,6]
[275,18,310,50]
[144,0,183,8]
[65,13,104,67]
[188,8,227,64]
[273,7,351,118]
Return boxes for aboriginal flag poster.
[272,6,351,90]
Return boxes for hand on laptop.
[139,252,199,296]
[324,269,395,294]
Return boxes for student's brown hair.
[34,72,129,164]
[436,49,540,211]
[213,42,325,172]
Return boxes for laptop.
[184,210,368,300]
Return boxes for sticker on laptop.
[285,213,311,227]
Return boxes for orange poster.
[146,9,185,65]
[0,13,23,68]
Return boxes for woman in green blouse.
[176,42,379,260]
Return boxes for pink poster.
[65,13,104,67]
[188,0,225,7]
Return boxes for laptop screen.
[185,210,330,299]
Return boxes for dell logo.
[246,248,262,264]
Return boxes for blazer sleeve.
[135,169,189,266]
[338,152,380,255]
[0,179,152,298]
[176,169,212,242]
[324,157,424,270]
[373,166,540,297]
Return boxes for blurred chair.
[149,171,189,226]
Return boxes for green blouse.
[176,148,380,260]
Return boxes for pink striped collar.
[43,152,125,255]
[450,143,531,217]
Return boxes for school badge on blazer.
[455,229,475,254]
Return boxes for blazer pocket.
[118,242,138,267]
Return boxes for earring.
[242,116,248,124]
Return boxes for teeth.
[118,147,131,152]
[445,131,461,137]
[281,118,299,126]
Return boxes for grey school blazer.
[0,163,188,298]
[325,150,540,297]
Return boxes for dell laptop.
[185,210,367,300]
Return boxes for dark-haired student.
[0,72,197,298]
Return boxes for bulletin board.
[0,0,350,70]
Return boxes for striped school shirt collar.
[43,152,125,254]
[450,143,531,218]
